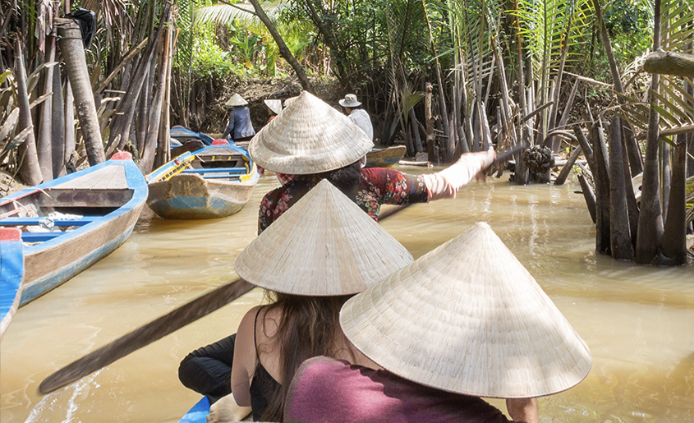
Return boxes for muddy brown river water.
[1,171,692,423]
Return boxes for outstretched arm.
[422,148,496,201]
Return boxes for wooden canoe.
[365,146,406,168]
[0,228,23,338]
[146,142,259,219]
[0,155,148,306]
[179,397,210,423]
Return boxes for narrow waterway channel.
[1,170,692,423]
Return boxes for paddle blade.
[38,279,254,395]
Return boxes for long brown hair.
[258,292,354,421]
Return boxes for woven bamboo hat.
[248,91,373,175]
[234,179,413,296]
[225,93,248,108]
[264,99,283,115]
[340,222,592,398]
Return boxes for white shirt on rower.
[348,109,373,141]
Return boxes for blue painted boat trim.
[149,195,248,219]
[179,397,210,423]
[0,237,23,337]
[19,223,136,306]
[147,144,254,184]
[1,159,148,306]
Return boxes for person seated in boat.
[222,94,256,142]
[252,91,495,233]
[284,223,593,423]
[264,99,282,123]
[177,91,494,403]
[339,94,373,141]
[225,180,412,421]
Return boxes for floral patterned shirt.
[258,168,428,233]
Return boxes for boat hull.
[1,159,148,306]
[147,174,255,219]
[179,397,210,423]
[365,146,406,168]
[0,229,23,337]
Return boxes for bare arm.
[422,148,496,201]
[506,398,538,423]
[231,306,263,407]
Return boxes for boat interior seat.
[181,167,246,174]
[0,216,98,227]
[21,232,65,242]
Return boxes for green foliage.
[187,22,244,79]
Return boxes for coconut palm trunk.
[57,20,105,166]
[15,41,43,186]
[635,0,664,264]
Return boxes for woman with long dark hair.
[230,180,413,420]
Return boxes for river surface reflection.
[1,171,692,423]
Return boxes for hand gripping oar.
[38,144,525,395]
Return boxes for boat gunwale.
[0,160,148,255]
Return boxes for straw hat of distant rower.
[340,222,592,398]
[249,91,373,175]
[264,99,283,115]
[234,179,413,296]
[225,93,248,108]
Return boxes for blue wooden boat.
[0,154,148,306]
[0,228,23,337]
[146,142,259,219]
[179,397,210,423]
[365,146,406,168]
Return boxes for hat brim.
[339,99,361,108]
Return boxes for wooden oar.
[38,144,524,395]
[39,279,254,394]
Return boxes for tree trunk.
[424,83,437,164]
[248,0,313,92]
[409,109,424,154]
[422,0,450,158]
[573,124,594,172]
[554,145,582,185]
[608,117,634,260]
[140,29,170,173]
[64,79,76,172]
[14,42,43,186]
[660,133,688,265]
[592,122,611,255]
[592,0,643,176]
[37,38,55,181]
[58,21,105,166]
[155,27,174,168]
[577,172,597,223]
[643,49,694,78]
[635,0,664,264]
[51,59,66,177]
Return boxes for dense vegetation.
[0,0,692,264]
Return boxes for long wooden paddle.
[38,145,523,395]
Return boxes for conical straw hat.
[234,180,413,296]
[249,91,373,175]
[226,93,248,107]
[340,222,592,398]
[264,99,283,115]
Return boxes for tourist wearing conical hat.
[284,223,593,423]
[222,94,256,142]
[264,99,282,122]
[178,92,494,406]
[252,91,495,233]
[222,180,413,421]
[339,94,373,141]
